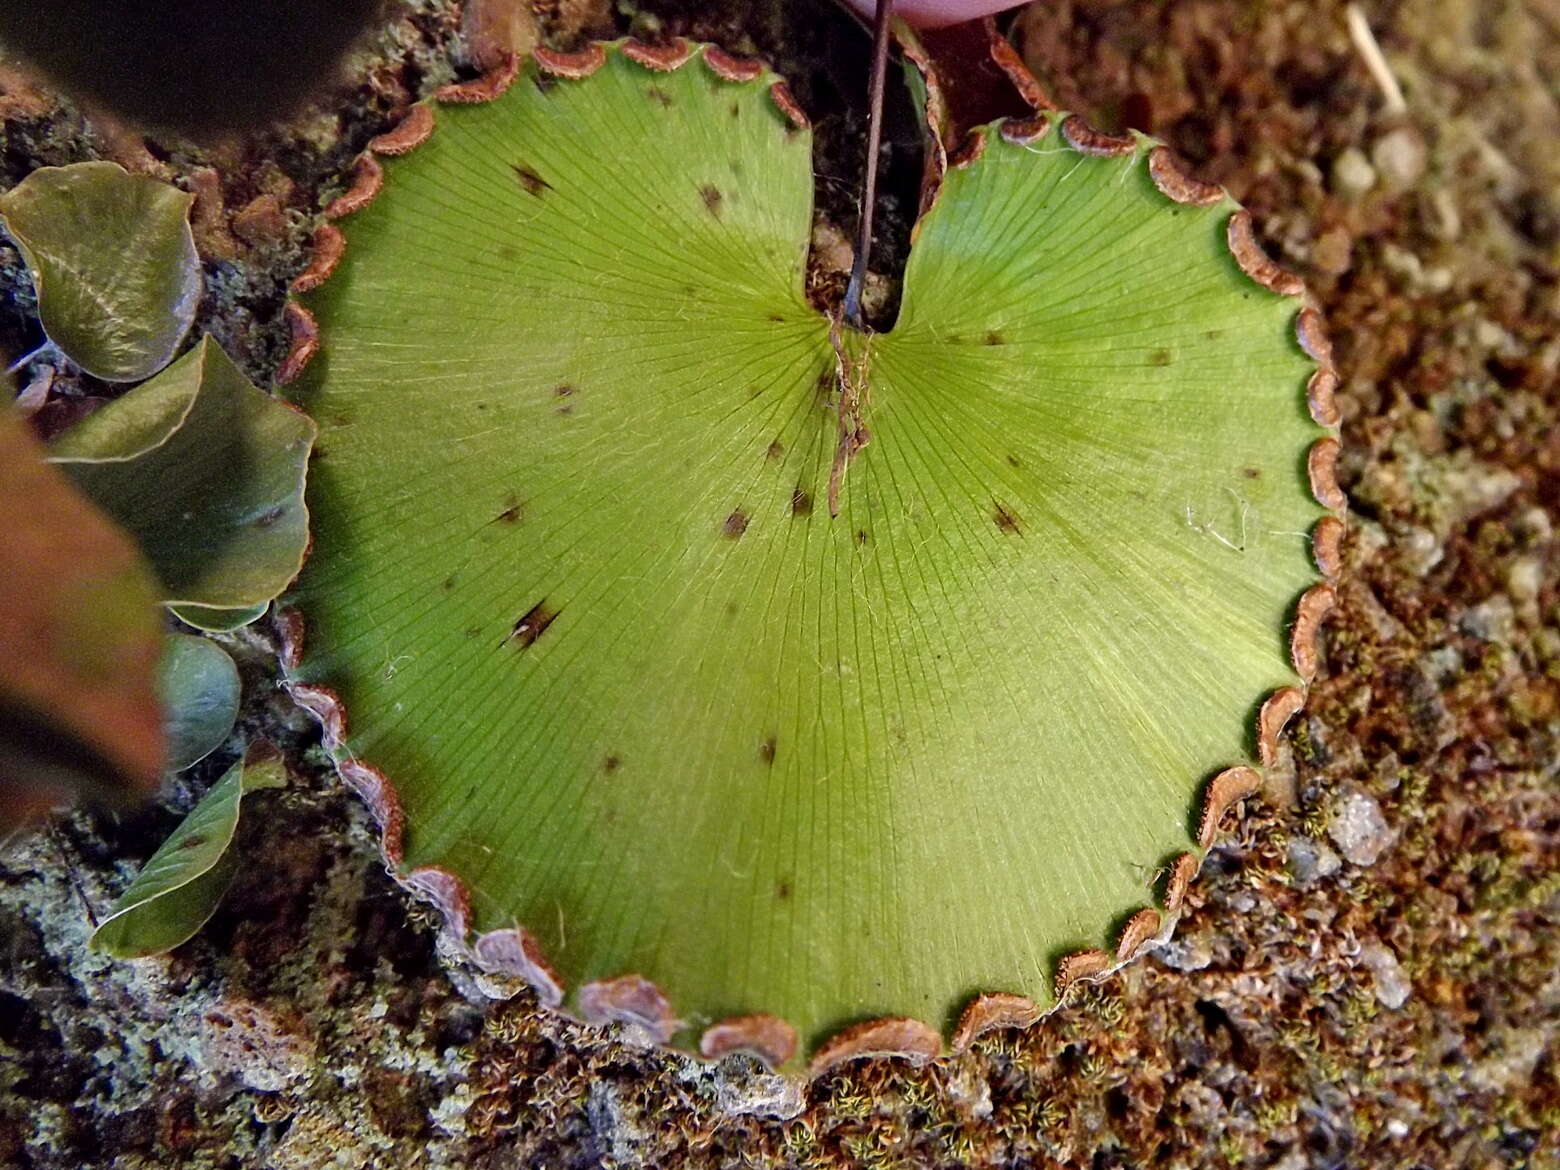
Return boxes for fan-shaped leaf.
[158,634,241,772]
[50,335,317,610]
[0,161,199,382]
[89,750,286,959]
[287,47,1326,1065]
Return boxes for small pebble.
[1328,790,1394,866]
[1288,835,1342,886]
[1359,942,1412,1009]
[715,1071,805,1119]
[1513,505,1552,545]
[1400,525,1443,575]
[1312,226,1353,274]
[1372,126,1427,189]
[1331,147,1376,197]
[1157,936,1213,972]
[1459,594,1516,642]
[1474,317,1510,349]
[1508,556,1542,606]
[1427,188,1461,240]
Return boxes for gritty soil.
[1,0,1556,1167]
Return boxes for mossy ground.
[2,0,1556,1166]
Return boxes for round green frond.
[289,48,1324,1067]
[158,634,241,772]
[51,336,317,610]
[0,161,199,382]
[169,602,270,633]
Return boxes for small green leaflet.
[89,751,285,958]
[157,634,241,772]
[49,335,316,612]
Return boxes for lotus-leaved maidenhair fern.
[278,41,1343,1072]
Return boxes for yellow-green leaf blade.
[289,52,1325,1066]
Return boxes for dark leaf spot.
[766,438,785,461]
[775,879,792,900]
[1148,348,1173,366]
[465,626,481,638]
[767,313,786,322]
[759,736,777,765]
[441,576,457,592]
[729,101,740,117]
[646,85,673,107]
[1241,466,1262,479]
[699,183,723,217]
[1006,453,1022,468]
[722,509,750,539]
[502,601,558,651]
[512,164,553,198]
[254,506,285,528]
[554,384,575,398]
[984,330,1006,346]
[179,834,207,849]
[855,529,869,545]
[993,500,1024,535]
[603,755,621,774]
[790,487,813,517]
[492,492,523,524]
